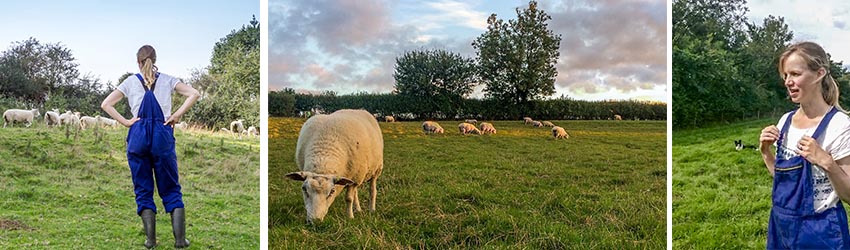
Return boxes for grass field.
[672,118,777,249]
[0,122,260,249]
[269,117,666,249]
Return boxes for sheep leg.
[369,167,382,211]
[344,185,358,218]
[352,187,362,212]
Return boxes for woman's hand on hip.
[123,117,140,128]
[759,125,779,152]
[164,115,180,127]
[797,136,833,166]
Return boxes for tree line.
[672,0,850,129]
[0,16,260,129]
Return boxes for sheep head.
[285,171,354,224]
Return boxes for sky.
[0,1,259,85]
[268,0,667,102]
[747,0,850,67]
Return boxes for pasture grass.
[0,121,260,249]
[269,118,666,249]
[672,118,777,249]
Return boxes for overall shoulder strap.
[811,106,839,139]
[134,73,161,91]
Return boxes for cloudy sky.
[747,0,850,66]
[269,0,667,102]
[0,1,258,85]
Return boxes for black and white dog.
[735,140,757,151]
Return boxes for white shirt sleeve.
[827,117,850,161]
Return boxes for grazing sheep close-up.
[286,109,384,224]
[458,122,482,135]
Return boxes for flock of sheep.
[3,108,121,129]
[2,108,259,139]
[386,115,570,139]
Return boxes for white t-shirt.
[116,73,181,120]
[775,110,850,212]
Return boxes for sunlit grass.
[0,122,260,249]
[269,117,666,249]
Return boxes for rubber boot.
[171,208,190,248]
[140,209,157,248]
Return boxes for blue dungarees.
[768,107,850,249]
[127,73,184,215]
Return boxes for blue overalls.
[768,107,850,249]
[127,73,184,215]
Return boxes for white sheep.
[44,110,61,127]
[3,109,40,128]
[614,114,623,121]
[59,111,81,127]
[97,116,119,128]
[542,121,555,127]
[523,117,533,124]
[384,116,395,122]
[242,126,259,137]
[285,109,384,224]
[458,122,481,135]
[422,121,444,134]
[230,119,246,134]
[464,119,478,124]
[480,122,497,134]
[80,116,99,130]
[552,126,570,139]
[532,121,543,127]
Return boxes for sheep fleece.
[296,109,384,186]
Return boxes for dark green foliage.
[393,49,477,119]
[672,0,849,129]
[268,90,665,121]
[184,16,260,129]
[472,1,561,105]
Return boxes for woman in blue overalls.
[101,45,201,248]
[760,42,850,249]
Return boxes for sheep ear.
[333,177,355,186]
[285,172,309,181]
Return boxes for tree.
[186,16,260,128]
[0,38,80,103]
[472,0,561,107]
[393,49,476,118]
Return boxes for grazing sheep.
[523,117,533,124]
[230,119,246,134]
[59,111,81,127]
[542,121,555,127]
[285,109,384,224]
[45,110,61,127]
[422,121,444,134]
[243,126,259,136]
[97,116,119,128]
[3,109,40,128]
[532,121,543,127]
[80,116,99,130]
[480,122,496,134]
[464,119,478,124]
[614,115,622,121]
[458,122,481,135]
[384,116,395,122]
[552,126,569,139]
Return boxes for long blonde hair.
[778,42,842,110]
[137,45,158,90]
